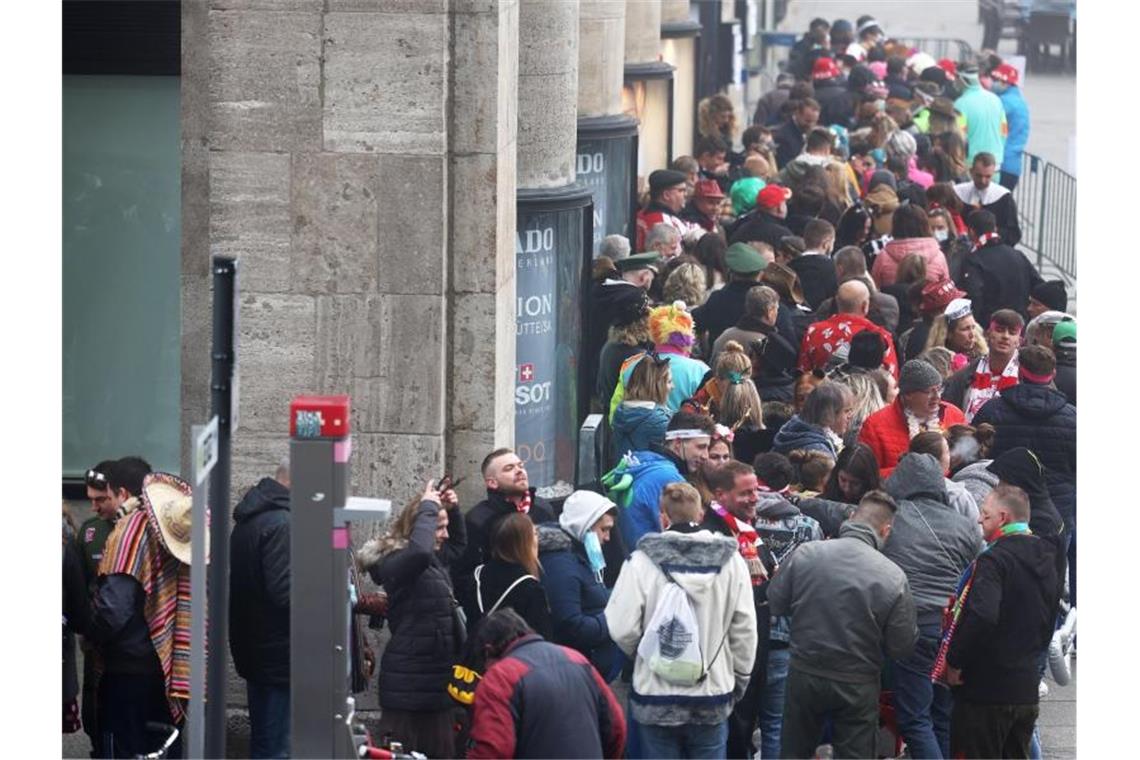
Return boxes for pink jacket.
[872,236,950,288]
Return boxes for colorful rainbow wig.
[648,301,695,351]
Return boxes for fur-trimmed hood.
[537,523,576,554]
[636,529,739,596]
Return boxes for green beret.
[725,242,767,275]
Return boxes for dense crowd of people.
[62,13,1076,760]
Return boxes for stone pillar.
[660,0,701,158]
[184,0,519,738]
[578,0,625,118]
[623,0,674,189]
[516,0,592,491]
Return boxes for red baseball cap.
[937,58,958,78]
[693,179,726,199]
[812,57,841,81]
[756,184,792,210]
[990,63,1019,86]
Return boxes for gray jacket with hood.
[884,453,984,626]
[768,520,918,684]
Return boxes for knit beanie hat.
[898,359,943,394]
[648,301,695,351]
[1030,280,1068,313]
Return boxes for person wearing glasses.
[858,360,966,478]
[74,460,118,758]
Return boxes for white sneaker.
[1058,606,1077,647]
[1048,630,1072,686]
[1038,678,1050,698]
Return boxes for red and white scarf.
[509,492,532,514]
[711,502,766,585]
[964,354,1019,421]
[971,231,1000,253]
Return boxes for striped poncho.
[98,507,194,723]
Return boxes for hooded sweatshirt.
[771,415,839,459]
[610,402,673,468]
[755,494,823,645]
[605,528,758,725]
[883,453,984,625]
[952,459,998,509]
[615,449,686,552]
[986,449,1067,604]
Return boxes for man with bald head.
[799,279,900,378]
[813,246,901,333]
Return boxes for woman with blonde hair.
[835,370,886,444]
[663,258,708,310]
[924,298,988,363]
[698,93,739,151]
[610,352,674,466]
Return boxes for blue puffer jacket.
[614,449,685,551]
[771,415,839,459]
[971,383,1076,527]
[998,85,1030,177]
[537,524,620,677]
[610,403,673,468]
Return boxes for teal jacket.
[955,83,1007,165]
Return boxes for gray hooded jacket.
[884,453,984,625]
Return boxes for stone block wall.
[181,0,519,734]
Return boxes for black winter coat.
[729,210,795,250]
[370,500,462,712]
[63,535,89,701]
[229,478,291,685]
[813,78,855,128]
[692,279,757,349]
[947,535,1058,705]
[788,255,838,311]
[466,558,552,639]
[1054,344,1076,406]
[89,574,163,676]
[961,240,1044,324]
[972,384,1077,528]
[773,119,807,169]
[454,489,555,581]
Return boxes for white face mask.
[933,229,949,242]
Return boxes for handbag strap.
[662,565,737,684]
[476,565,538,616]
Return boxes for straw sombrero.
[141,472,203,566]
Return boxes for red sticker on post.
[290,395,351,439]
[332,526,349,549]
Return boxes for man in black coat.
[773,98,821,168]
[453,449,557,610]
[954,153,1023,246]
[960,209,1043,325]
[809,57,855,128]
[693,242,770,351]
[730,184,795,249]
[1052,320,1076,407]
[787,218,838,311]
[973,346,1076,593]
[787,17,830,81]
[229,461,293,759]
[945,485,1058,759]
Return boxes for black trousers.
[81,647,102,757]
[726,598,771,758]
[97,671,182,759]
[780,667,879,760]
[951,700,1038,759]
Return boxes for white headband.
[665,429,708,441]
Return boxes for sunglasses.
[85,469,109,490]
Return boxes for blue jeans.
[758,647,790,758]
[891,623,952,759]
[638,721,729,759]
[247,681,290,759]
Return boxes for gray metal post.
[187,419,218,760]
[289,410,352,759]
[206,256,237,758]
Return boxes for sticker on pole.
[195,416,220,486]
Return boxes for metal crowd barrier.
[1012,151,1076,284]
